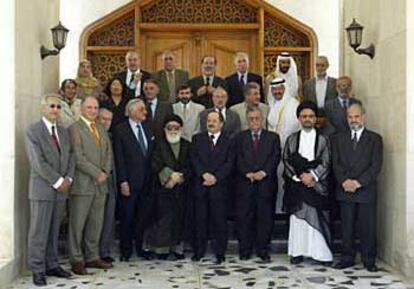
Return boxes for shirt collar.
[209,131,221,139]
[251,129,262,137]
[237,71,248,78]
[351,127,365,140]
[301,128,316,136]
[80,116,94,127]
[42,117,57,131]
[129,118,141,128]
[147,97,158,107]
[316,74,328,81]
[128,68,140,75]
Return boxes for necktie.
[51,125,61,154]
[240,74,245,87]
[183,103,187,120]
[147,102,153,121]
[352,131,358,150]
[252,133,259,152]
[167,71,176,103]
[205,77,210,86]
[218,107,225,123]
[90,122,100,146]
[129,72,136,87]
[137,124,147,156]
[209,134,215,151]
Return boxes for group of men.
[25,49,383,287]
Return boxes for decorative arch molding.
[80,0,317,86]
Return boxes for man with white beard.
[283,101,333,266]
[266,52,301,101]
[146,114,191,260]
[267,78,300,213]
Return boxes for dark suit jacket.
[332,129,383,203]
[25,121,76,201]
[115,69,151,99]
[144,100,173,139]
[190,132,235,197]
[324,97,358,136]
[234,129,280,197]
[187,75,226,108]
[152,69,189,102]
[199,108,241,139]
[225,72,264,107]
[113,121,155,194]
[303,76,337,116]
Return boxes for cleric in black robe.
[145,114,192,260]
[283,101,333,265]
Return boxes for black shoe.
[290,256,304,265]
[120,255,130,262]
[239,253,251,261]
[138,250,154,260]
[101,256,115,263]
[317,260,333,267]
[215,255,225,264]
[32,272,47,286]
[157,253,169,260]
[333,260,355,270]
[173,252,185,260]
[45,267,71,278]
[191,254,203,262]
[365,264,378,272]
[258,253,271,263]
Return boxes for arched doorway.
[80,0,317,86]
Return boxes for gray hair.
[40,93,61,106]
[125,98,145,117]
[81,95,99,107]
[243,82,260,98]
[212,86,228,98]
[234,52,249,64]
[99,107,113,115]
[246,105,263,119]
[348,100,365,114]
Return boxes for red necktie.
[51,125,61,154]
[252,133,259,152]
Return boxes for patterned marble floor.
[7,254,414,289]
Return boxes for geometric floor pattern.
[7,254,414,289]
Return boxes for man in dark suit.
[187,55,226,108]
[303,56,337,117]
[199,87,241,139]
[234,106,280,262]
[152,50,189,103]
[225,52,265,106]
[324,76,358,136]
[113,98,155,261]
[68,96,113,275]
[114,51,151,99]
[25,93,75,286]
[191,111,235,264]
[332,102,383,272]
[142,79,173,139]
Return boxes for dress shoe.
[101,256,115,263]
[45,266,71,278]
[191,254,203,262]
[215,255,225,264]
[316,260,333,267]
[290,256,304,265]
[258,253,271,263]
[85,259,113,269]
[333,260,355,270]
[120,255,130,262]
[157,253,169,260]
[32,272,47,286]
[239,253,251,261]
[365,264,378,272]
[173,252,185,260]
[138,250,154,260]
[71,262,88,275]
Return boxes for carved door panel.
[142,31,258,78]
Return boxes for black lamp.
[345,18,375,59]
[40,22,69,60]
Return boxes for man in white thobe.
[267,77,300,213]
[283,101,333,265]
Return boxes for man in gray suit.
[173,84,205,142]
[324,76,358,136]
[200,86,241,139]
[303,56,337,117]
[152,51,190,103]
[26,93,75,286]
[230,82,269,130]
[68,96,113,275]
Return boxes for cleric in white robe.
[283,100,333,265]
[267,78,300,213]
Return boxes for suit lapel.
[310,79,317,103]
[40,122,60,158]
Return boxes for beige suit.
[173,101,205,142]
[68,118,112,264]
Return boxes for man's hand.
[171,172,184,184]
[300,173,315,187]
[342,179,359,193]
[133,72,142,84]
[97,172,108,184]
[57,177,72,193]
[165,179,176,189]
[120,182,131,198]
[253,171,266,182]
[206,85,215,94]
[197,86,207,96]
[246,172,255,182]
[202,172,217,186]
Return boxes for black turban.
[296,100,318,118]
[163,113,183,127]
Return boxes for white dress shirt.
[351,126,365,141]
[129,118,148,149]
[209,131,221,146]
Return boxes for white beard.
[166,133,181,144]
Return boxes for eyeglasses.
[165,125,181,131]
[49,104,62,109]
